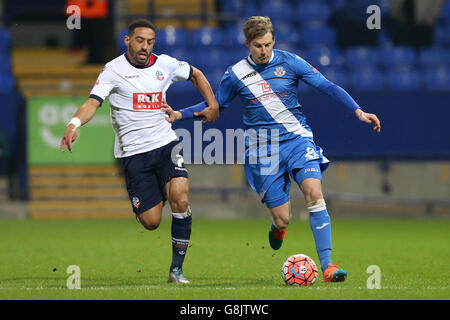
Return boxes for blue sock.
[170,212,192,272]
[308,207,332,272]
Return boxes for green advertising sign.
[27,97,116,165]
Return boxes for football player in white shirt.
[60,19,220,283]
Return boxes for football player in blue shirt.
[162,16,381,282]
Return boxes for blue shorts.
[122,140,189,214]
[244,136,329,208]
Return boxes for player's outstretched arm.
[60,97,101,152]
[189,67,219,123]
[355,108,381,132]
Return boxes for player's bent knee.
[138,217,160,231]
[137,208,162,231]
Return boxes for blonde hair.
[243,16,274,43]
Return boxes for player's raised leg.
[165,176,192,283]
[297,175,347,282]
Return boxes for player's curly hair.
[243,16,274,43]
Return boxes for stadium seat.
[0,75,14,94]
[439,0,450,23]
[378,30,394,48]
[261,1,295,22]
[190,27,225,48]
[321,68,348,87]
[386,69,421,91]
[225,25,247,46]
[348,69,384,91]
[276,42,301,53]
[274,22,301,44]
[204,68,225,91]
[157,26,188,47]
[424,67,450,91]
[419,48,450,68]
[0,54,12,74]
[229,47,250,64]
[220,0,244,13]
[379,47,416,69]
[190,47,235,71]
[297,2,330,23]
[300,25,336,48]
[345,47,380,68]
[0,28,11,53]
[301,47,345,69]
[434,24,450,47]
[116,28,127,54]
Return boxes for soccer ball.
[281,254,318,286]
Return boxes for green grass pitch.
[0,218,448,300]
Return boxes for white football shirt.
[90,53,192,158]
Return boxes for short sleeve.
[169,58,193,83]
[89,65,116,105]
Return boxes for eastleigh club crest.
[274,66,286,77]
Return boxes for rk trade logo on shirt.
[133,92,162,110]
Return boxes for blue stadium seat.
[116,28,127,54]
[276,42,301,53]
[191,27,225,48]
[204,68,225,91]
[379,47,416,69]
[157,26,188,47]
[348,69,384,91]
[261,1,295,22]
[424,67,450,91]
[439,0,450,23]
[190,48,235,71]
[229,47,249,64]
[345,47,380,68]
[0,54,12,74]
[0,75,14,94]
[225,25,247,46]
[301,47,345,69]
[300,25,336,47]
[156,46,187,61]
[378,30,394,48]
[386,69,421,91]
[322,68,348,87]
[297,2,330,23]
[274,22,301,44]
[419,48,450,68]
[220,0,244,13]
[0,28,11,53]
[434,24,450,47]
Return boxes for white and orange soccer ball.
[281,254,318,286]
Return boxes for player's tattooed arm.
[355,108,381,132]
